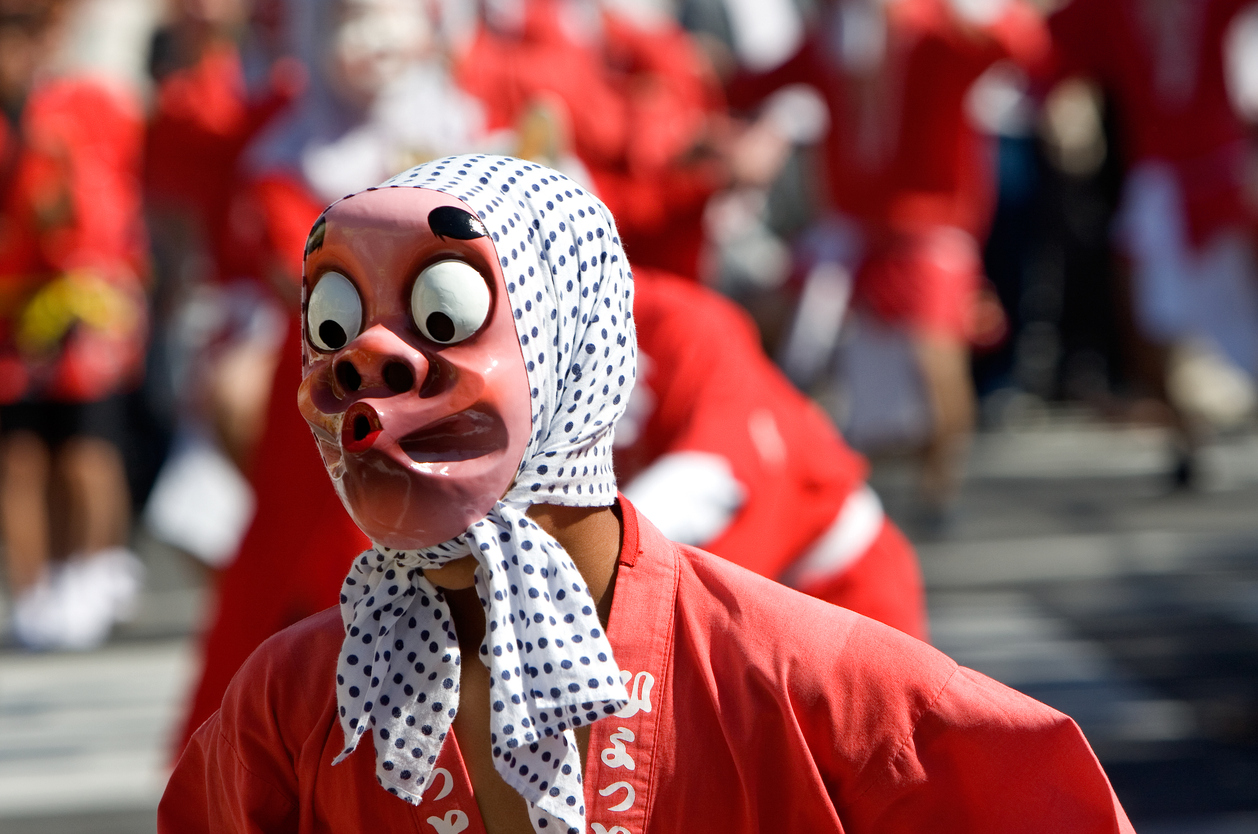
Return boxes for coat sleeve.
[157,614,344,833]
[848,666,1136,834]
[158,711,299,834]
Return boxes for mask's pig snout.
[333,325,428,398]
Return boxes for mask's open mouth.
[342,402,383,453]
[398,409,506,463]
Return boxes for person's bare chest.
[451,647,592,834]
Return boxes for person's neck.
[526,502,623,620]
[430,502,624,639]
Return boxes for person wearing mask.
[162,155,1134,833]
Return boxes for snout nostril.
[336,361,361,392]
[352,414,371,442]
[382,361,415,394]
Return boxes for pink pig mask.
[298,186,532,549]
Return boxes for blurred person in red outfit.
[617,269,927,639]
[730,0,1050,523]
[144,0,303,474]
[1049,0,1258,482]
[146,0,300,298]
[456,0,728,279]
[0,0,148,650]
[174,0,494,752]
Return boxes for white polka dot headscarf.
[330,155,636,834]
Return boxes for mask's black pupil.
[319,319,347,349]
[426,312,455,342]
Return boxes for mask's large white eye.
[307,271,363,351]
[411,260,491,344]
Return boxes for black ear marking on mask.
[305,215,328,257]
[428,206,488,241]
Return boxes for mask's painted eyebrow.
[428,206,488,240]
[305,215,327,257]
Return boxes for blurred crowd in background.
[4,0,1258,693]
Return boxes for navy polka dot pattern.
[330,156,635,834]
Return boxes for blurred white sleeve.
[721,0,804,72]
[779,483,884,590]
[622,451,746,546]
[1226,4,1258,121]
[947,0,1012,27]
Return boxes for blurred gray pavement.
[877,416,1258,833]
[0,537,205,834]
[4,417,1258,831]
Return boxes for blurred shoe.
[11,573,63,651]
[56,548,145,650]
[8,548,144,651]
[87,546,144,623]
[1170,448,1197,491]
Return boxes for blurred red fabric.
[145,42,298,283]
[456,0,725,279]
[731,0,1050,239]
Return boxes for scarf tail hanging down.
[329,155,637,834]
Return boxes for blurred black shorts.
[0,395,130,450]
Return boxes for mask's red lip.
[342,402,383,454]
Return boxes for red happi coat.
[162,499,1133,834]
